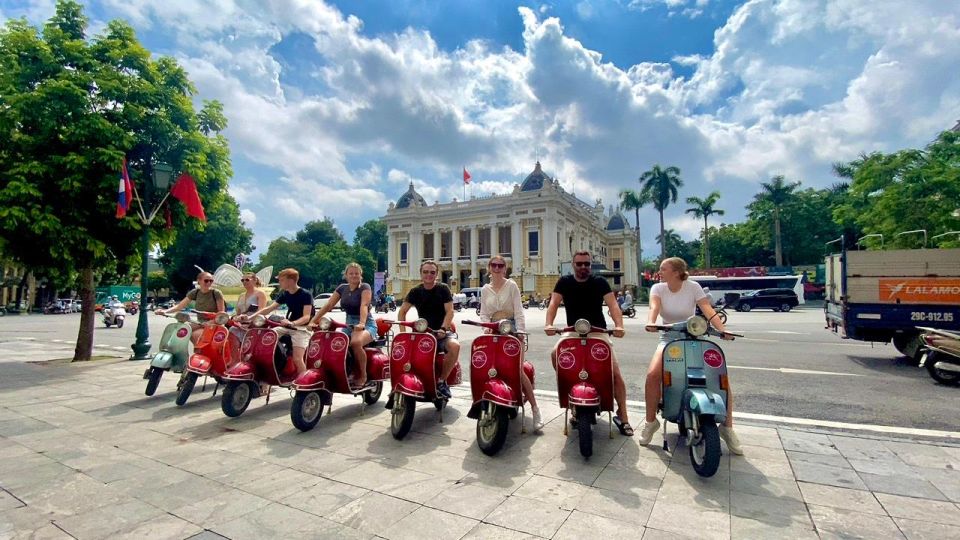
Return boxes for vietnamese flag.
[115,158,133,218]
[170,173,206,222]
[463,167,471,185]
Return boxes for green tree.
[259,237,312,288]
[147,270,170,299]
[618,188,652,279]
[0,1,234,360]
[639,164,683,260]
[703,223,770,267]
[754,175,801,266]
[684,191,724,268]
[296,218,344,249]
[354,219,387,271]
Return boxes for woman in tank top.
[235,272,267,315]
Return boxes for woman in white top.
[640,257,742,455]
[235,272,268,315]
[479,254,543,432]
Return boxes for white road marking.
[728,365,865,377]
[764,331,804,335]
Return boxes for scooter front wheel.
[116,318,124,328]
[175,372,198,406]
[577,408,594,458]
[144,367,163,396]
[291,391,324,431]
[477,402,510,456]
[391,394,416,440]
[222,382,253,417]
[690,418,721,477]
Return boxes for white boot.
[719,425,744,455]
[532,408,544,432]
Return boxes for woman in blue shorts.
[310,262,378,386]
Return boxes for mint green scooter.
[144,312,194,396]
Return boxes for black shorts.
[436,333,457,353]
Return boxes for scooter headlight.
[413,318,429,333]
[497,319,514,335]
[319,317,332,331]
[574,319,591,335]
[175,312,190,323]
[214,312,230,325]
[686,315,708,337]
[252,314,266,327]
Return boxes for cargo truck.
[94,286,141,311]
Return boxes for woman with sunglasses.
[480,255,544,432]
[156,271,226,343]
[235,272,267,315]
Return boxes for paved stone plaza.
[1,357,959,539]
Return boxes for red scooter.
[289,317,391,431]
[554,319,617,458]
[175,311,245,406]
[385,318,462,440]
[219,315,300,417]
[463,319,535,455]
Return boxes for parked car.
[729,288,799,312]
[313,292,334,310]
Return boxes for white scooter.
[103,303,127,328]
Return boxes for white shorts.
[275,326,310,349]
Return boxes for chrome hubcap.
[302,393,321,421]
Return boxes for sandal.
[613,416,635,437]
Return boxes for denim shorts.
[658,329,686,345]
[342,314,378,338]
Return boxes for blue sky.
[3,0,959,264]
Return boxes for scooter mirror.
[214,312,230,325]
[252,314,266,327]
[319,317,332,331]
[498,319,514,335]
[175,312,191,323]
[686,315,708,337]
[413,318,429,333]
[574,319,591,335]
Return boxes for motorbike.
[219,315,301,417]
[289,317,390,431]
[462,319,535,455]
[608,303,637,319]
[385,318,462,440]
[696,305,728,325]
[175,311,245,406]
[128,301,139,315]
[144,312,194,396]
[103,304,127,328]
[553,319,618,458]
[918,327,960,386]
[646,315,741,477]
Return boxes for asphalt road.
[1,304,956,432]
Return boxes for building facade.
[382,162,638,297]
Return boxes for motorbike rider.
[157,272,226,343]
[235,272,267,315]
[479,254,543,432]
[396,259,460,399]
[641,257,742,454]
[249,268,312,376]
[544,251,633,436]
[309,262,378,386]
[624,289,634,308]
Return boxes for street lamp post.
[131,160,173,360]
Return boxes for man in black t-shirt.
[251,267,313,375]
[397,260,460,399]
[544,251,634,435]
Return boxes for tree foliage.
[638,164,683,260]
[685,191,724,268]
[354,219,387,271]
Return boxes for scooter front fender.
[683,388,727,423]
[394,373,425,399]
[293,368,327,392]
[221,361,256,381]
[568,382,601,407]
[187,354,213,375]
[151,351,174,370]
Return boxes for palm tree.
[685,191,724,268]
[618,188,652,283]
[639,164,683,260]
[655,229,683,256]
[755,175,801,266]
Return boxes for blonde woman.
[235,272,267,315]
[642,257,741,454]
[480,255,543,432]
[310,263,377,386]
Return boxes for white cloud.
[240,208,257,226]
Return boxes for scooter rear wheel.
[222,382,253,417]
[363,381,384,405]
[477,402,510,456]
[690,418,721,477]
[577,408,594,458]
[391,394,416,440]
[145,367,163,396]
[925,352,960,386]
[175,372,198,406]
[291,391,324,431]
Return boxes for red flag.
[170,173,206,222]
[463,167,471,185]
[115,158,133,218]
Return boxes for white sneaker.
[638,419,661,445]
[532,409,544,432]
[719,425,744,455]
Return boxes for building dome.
[520,161,551,192]
[395,182,427,209]
[606,212,629,230]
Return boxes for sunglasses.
[241,278,251,282]
[421,270,437,275]
[574,262,592,268]
[202,279,214,284]
[490,263,505,269]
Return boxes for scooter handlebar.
[559,325,614,335]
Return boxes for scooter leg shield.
[683,389,727,425]
[187,354,213,374]
[151,351,175,370]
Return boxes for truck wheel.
[175,372,197,406]
[577,408,593,458]
[739,303,752,312]
[925,352,960,386]
[291,391,324,431]
[690,417,721,477]
[144,367,163,396]
[779,303,791,312]
[477,402,510,456]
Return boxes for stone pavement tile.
[646,500,729,540]
[0,440,33,460]
[876,492,960,525]
[779,431,840,456]
[513,474,590,511]
[215,501,366,540]
[380,452,472,482]
[786,450,851,469]
[185,532,230,540]
[592,465,663,500]
[729,472,802,501]
[131,474,225,513]
[15,473,129,519]
[331,459,435,493]
[458,466,538,496]
[460,523,542,539]
[574,486,654,527]
[0,417,57,438]
[807,504,905,539]
[860,471,948,501]
[729,454,794,480]
[733,425,783,449]
[791,459,866,490]
[0,505,70,540]
[423,482,506,520]
[234,466,326,502]
[829,435,900,462]
[641,528,692,539]
[110,513,204,540]
[606,444,671,475]
[78,458,160,484]
[656,474,729,513]
[381,506,478,540]
[484,495,571,538]
[326,492,419,536]
[884,440,960,470]
[0,489,24,513]
[730,490,808,521]
[847,457,916,477]
[798,482,885,515]
[288,448,368,479]
[382,474,458,505]
[172,488,273,528]
[912,466,960,503]
[1,461,78,495]
[53,498,166,540]
[730,514,818,539]
[0,450,60,479]
[280,476,369,517]
[894,517,960,540]
[553,509,640,540]
[733,443,787,462]
[535,455,606,486]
